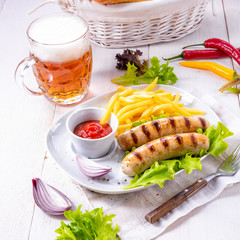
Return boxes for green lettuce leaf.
[111,57,178,86]
[111,62,140,86]
[138,58,178,85]
[124,122,233,190]
[123,160,178,190]
[132,120,148,128]
[179,153,202,174]
[151,114,169,120]
[131,114,169,128]
[200,121,233,157]
[123,154,201,190]
[124,147,136,158]
[55,205,120,240]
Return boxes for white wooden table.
[1,0,240,239]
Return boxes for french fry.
[116,99,153,118]
[104,92,118,110]
[153,89,167,93]
[166,111,181,117]
[142,77,158,91]
[151,103,173,115]
[118,96,135,103]
[132,95,154,100]
[118,106,148,123]
[174,92,181,103]
[102,81,206,133]
[153,95,171,103]
[125,119,132,124]
[118,123,133,130]
[113,99,120,115]
[182,107,206,115]
[177,103,184,107]
[100,92,119,124]
[140,105,156,119]
[154,95,193,116]
[117,86,127,92]
[155,92,173,98]
[119,88,133,97]
[134,91,155,95]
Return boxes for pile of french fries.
[100,78,205,136]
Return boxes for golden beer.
[15,13,92,105]
[32,48,92,102]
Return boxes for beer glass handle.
[15,57,45,96]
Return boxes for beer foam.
[28,14,89,63]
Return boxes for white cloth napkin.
[79,92,240,240]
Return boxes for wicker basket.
[57,0,210,48]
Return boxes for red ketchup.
[73,120,112,139]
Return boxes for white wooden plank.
[0,0,5,12]
[0,0,60,239]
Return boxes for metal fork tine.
[218,144,240,177]
[227,144,240,166]
[232,154,240,169]
[228,145,240,171]
[233,161,240,171]
[231,145,240,163]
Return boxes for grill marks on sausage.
[183,117,191,129]
[141,125,151,139]
[122,117,210,156]
[132,151,143,161]
[199,117,207,130]
[168,117,176,130]
[190,133,197,146]
[130,130,138,144]
[152,120,161,133]
[146,143,155,152]
[175,135,183,145]
[160,137,169,148]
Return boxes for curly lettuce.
[55,205,120,240]
[123,122,233,190]
[123,154,201,190]
[199,121,233,157]
[111,57,178,86]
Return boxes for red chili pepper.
[163,48,240,61]
[183,38,240,65]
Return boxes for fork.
[145,144,240,224]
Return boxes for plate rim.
[46,84,220,194]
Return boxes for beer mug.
[15,13,92,105]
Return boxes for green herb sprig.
[112,56,178,86]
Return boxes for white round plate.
[46,85,220,194]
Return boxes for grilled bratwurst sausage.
[117,116,210,151]
[122,132,209,176]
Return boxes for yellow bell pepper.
[179,61,235,81]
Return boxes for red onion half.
[32,178,72,215]
[76,154,112,178]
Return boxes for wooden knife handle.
[145,178,208,224]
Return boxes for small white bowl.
[66,107,119,159]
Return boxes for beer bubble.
[28,14,89,63]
